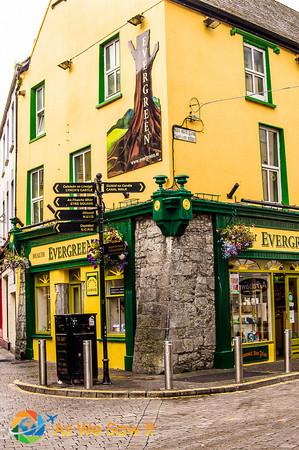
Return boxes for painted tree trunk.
[108,30,162,177]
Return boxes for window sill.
[30,132,46,144]
[245,96,276,109]
[96,93,122,109]
[97,336,125,342]
[32,334,52,339]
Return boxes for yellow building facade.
[12,0,299,371]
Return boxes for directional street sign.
[55,209,97,221]
[54,196,97,208]
[53,182,96,194]
[103,182,145,193]
[54,222,97,233]
[104,242,126,255]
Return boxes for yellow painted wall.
[164,2,299,202]
[17,0,169,224]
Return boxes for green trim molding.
[29,132,46,144]
[230,27,280,54]
[245,96,276,109]
[96,93,122,109]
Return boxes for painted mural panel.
[107,29,162,178]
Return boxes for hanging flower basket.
[2,248,30,271]
[219,223,255,259]
[87,227,127,271]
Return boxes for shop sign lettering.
[251,228,299,253]
[48,241,89,261]
[29,235,98,266]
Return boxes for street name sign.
[103,182,145,193]
[54,196,97,208]
[53,182,96,194]
[54,222,97,233]
[173,125,196,143]
[54,210,97,221]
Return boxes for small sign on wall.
[86,272,99,296]
[173,125,196,143]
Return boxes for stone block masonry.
[133,214,215,374]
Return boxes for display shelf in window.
[230,272,272,344]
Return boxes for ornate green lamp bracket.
[152,174,193,236]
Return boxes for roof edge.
[0,57,30,137]
[171,0,299,53]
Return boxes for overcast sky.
[0,0,298,117]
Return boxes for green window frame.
[259,124,288,204]
[35,272,51,335]
[30,81,46,141]
[70,147,91,182]
[97,34,121,108]
[27,166,44,225]
[231,28,279,108]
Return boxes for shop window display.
[230,272,272,343]
[106,277,125,334]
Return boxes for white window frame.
[36,85,45,136]
[31,167,44,224]
[72,148,91,182]
[104,38,120,100]
[244,43,267,102]
[260,126,281,203]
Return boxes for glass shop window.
[230,272,272,343]
[106,277,125,335]
[35,272,51,334]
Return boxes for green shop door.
[285,276,299,356]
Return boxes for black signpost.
[103,182,145,193]
[53,182,96,194]
[54,222,97,233]
[55,210,97,221]
[54,196,97,208]
[52,174,146,385]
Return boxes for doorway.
[274,273,299,357]
[69,284,82,314]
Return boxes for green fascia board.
[230,27,280,54]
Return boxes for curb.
[14,372,299,399]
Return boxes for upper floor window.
[104,38,120,100]
[260,126,282,203]
[72,148,91,182]
[244,44,268,102]
[98,35,121,107]
[30,81,45,141]
[6,121,9,159]
[30,167,44,224]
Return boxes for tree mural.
[107,30,162,178]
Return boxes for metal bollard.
[83,340,93,389]
[234,336,243,383]
[38,339,47,386]
[284,329,292,373]
[164,340,173,390]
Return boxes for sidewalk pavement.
[2,348,299,399]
